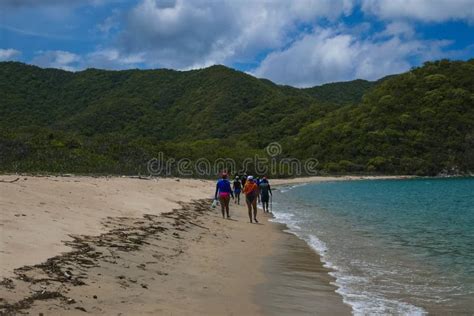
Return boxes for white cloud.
[0,48,21,61]
[31,50,81,71]
[29,49,144,71]
[377,22,415,39]
[252,28,451,87]
[116,0,356,69]
[0,0,117,8]
[362,0,474,23]
[85,49,145,69]
[7,0,472,86]
[97,9,121,36]
[0,0,80,7]
[95,0,471,74]
[0,24,74,40]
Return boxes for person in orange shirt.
[243,175,259,223]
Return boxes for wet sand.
[0,175,352,314]
[257,224,351,315]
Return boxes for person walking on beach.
[233,176,242,205]
[215,172,234,219]
[243,176,259,223]
[240,173,247,188]
[259,177,272,213]
[255,177,261,203]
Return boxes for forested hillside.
[0,59,472,176]
[289,59,474,175]
[302,79,377,105]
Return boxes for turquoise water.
[272,178,474,314]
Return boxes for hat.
[247,175,253,180]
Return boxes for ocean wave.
[271,206,427,315]
[270,211,302,231]
[278,182,308,193]
[331,271,427,315]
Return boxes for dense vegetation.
[0,59,472,176]
[302,79,376,105]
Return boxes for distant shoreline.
[271,174,417,186]
[3,172,471,182]
[0,172,421,179]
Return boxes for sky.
[1,0,473,87]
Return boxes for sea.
[271,177,474,315]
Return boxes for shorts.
[219,192,230,198]
[246,193,256,204]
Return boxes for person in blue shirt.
[214,172,234,219]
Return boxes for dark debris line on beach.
[0,199,212,315]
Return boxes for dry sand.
[0,175,353,315]
[0,176,213,277]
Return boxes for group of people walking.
[214,172,272,223]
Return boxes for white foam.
[307,234,328,254]
[271,204,428,316]
[278,182,308,193]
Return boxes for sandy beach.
[0,175,353,315]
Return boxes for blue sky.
[1,0,473,87]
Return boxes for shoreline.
[271,174,416,186]
[0,174,356,314]
[257,221,351,315]
[269,176,474,315]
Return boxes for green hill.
[0,62,335,174]
[0,63,334,142]
[0,59,472,176]
[302,79,376,105]
[289,59,474,175]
